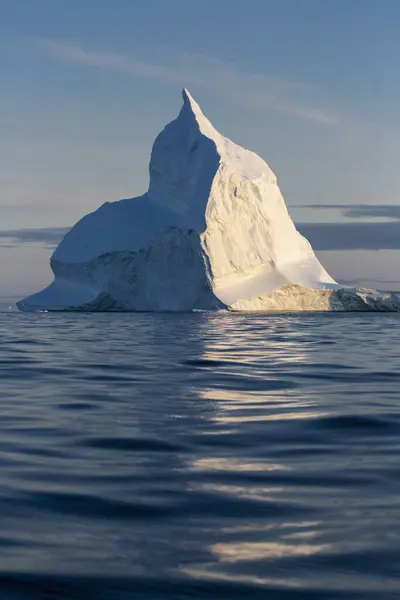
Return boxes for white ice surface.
[18,89,395,312]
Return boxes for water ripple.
[0,311,399,598]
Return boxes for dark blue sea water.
[0,311,400,599]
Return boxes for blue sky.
[2,0,400,296]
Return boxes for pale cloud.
[37,40,337,124]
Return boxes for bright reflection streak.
[180,567,304,589]
[211,540,330,561]
[281,521,320,528]
[200,387,316,406]
[219,521,320,534]
[211,410,327,423]
[198,387,328,424]
[189,457,289,472]
[176,315,335,590]
[197,483,283,502]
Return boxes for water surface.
[0,311,399,599]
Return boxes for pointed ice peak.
[149,88,276,205]
[180,88,219,138]
[182,88,197,109]
[179,89,275,182]
[181,88,206,118]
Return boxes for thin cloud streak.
[37,40,337,124]
[0,228,69,249]
[302,204,400,220]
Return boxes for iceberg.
[17,89,400,312]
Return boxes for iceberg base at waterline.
[229,285,400,313]
[17,89,400,313]
[18,279,400,313]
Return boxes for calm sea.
[0,310,399,599]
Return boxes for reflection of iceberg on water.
[18,89,400,312]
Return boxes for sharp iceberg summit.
[18,89,400,312]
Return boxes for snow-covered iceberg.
[17,89,400,312]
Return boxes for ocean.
[0,310,399,599]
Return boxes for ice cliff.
[17,89,400,312]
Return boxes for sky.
[2,0,400,298]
